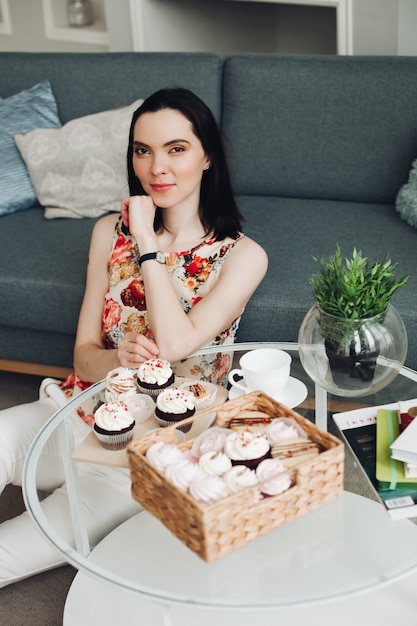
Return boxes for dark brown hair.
[127,87,242,239]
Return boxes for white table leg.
[59,417,91,556]
[151,602,174,626]
[315,383,328,431]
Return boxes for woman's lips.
[150,183,175,193]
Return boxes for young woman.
[0,88,267,587]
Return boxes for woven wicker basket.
[127,391,344,562]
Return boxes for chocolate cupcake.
[93,401,135,450]
[224,428,271,470]
[136,358,175,399]
[154,388,196,433]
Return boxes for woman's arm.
[140,235,268,362]
[122,195,268,363]
[73,214,158,382]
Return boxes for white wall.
[0,0,108,52]
[0,0,416,56]
[398,0,417,55]
[352,0,398,55]
[137,0,337,54]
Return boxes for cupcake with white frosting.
[154,388,196,432]
[137,358,175,398]
[224,428,271,470]
[93,401,135,450]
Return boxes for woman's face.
[132,108,210,211]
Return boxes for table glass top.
[22,342,417,609]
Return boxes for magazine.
[333,402,417,520]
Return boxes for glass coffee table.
[22,342,417,625]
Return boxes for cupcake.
[154,388,196,433]
[136,358,175,398]
[224,428,271,469]
[93,401,135,450]
[104,366,137,403]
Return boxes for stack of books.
[333,399,417,520]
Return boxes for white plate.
[228,376,308,408]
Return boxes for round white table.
[22,342,417,625]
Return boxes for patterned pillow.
[0,80,61,216]
[15,98,143,219]
[396,158,417,229]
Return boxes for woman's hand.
[117,331,159,368]
[121,195,157,243]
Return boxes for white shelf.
[42,0,109,46]
[225,0,352,54]
[0,0,12,35]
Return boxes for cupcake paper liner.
[136,374,175,399]
[93,422,135,450]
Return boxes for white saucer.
[228,376,308,408]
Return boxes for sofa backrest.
[222,54,417,204]
[0,51,224,123]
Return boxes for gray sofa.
[1,51,417,376]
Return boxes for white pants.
[0,379,141,588]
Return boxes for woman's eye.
[134,147,149,155]
[170,146,185,154]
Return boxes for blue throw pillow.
[0,80,61,216]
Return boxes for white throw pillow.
[15,98,143,219]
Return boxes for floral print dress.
[61,216,244,424]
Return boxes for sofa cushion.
[223,55,417,205]
[236,195,417,368]
[15,98,143,219]
[0,207,99,338]
[0,52,223,123]
[0,80,61,216]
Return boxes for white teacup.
[228,348,291,397]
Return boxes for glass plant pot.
[298,304,408,397]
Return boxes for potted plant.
[298,246,409,396]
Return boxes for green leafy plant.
[311,245,409,320]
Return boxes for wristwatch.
[139,251,166,266]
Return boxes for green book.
[375,408,417,489]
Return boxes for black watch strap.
[139,251,166,266]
